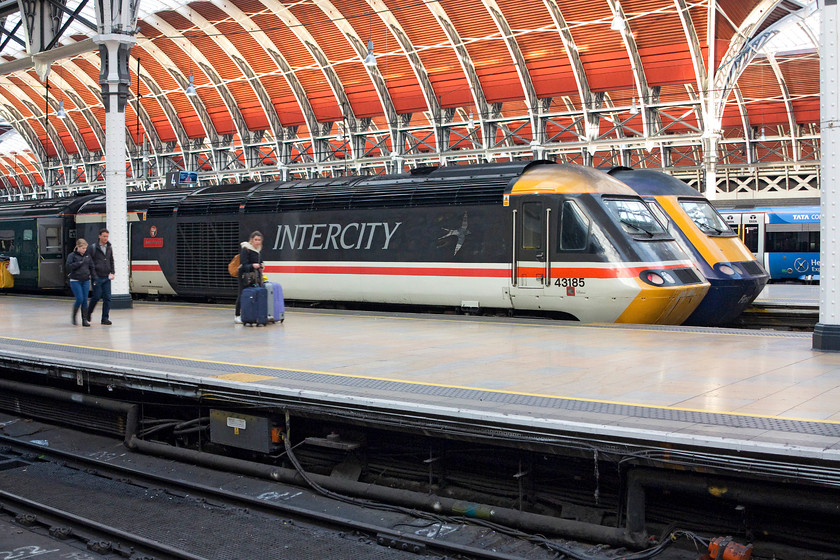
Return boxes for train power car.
[106,161,708,324]
[0,194,98,290]
[2,162,710,324]
[608,168,768,326]
[718,206,820,282]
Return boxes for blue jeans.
[70,280,89,310]
[89,276,111,320]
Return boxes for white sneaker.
[234,316,243,324]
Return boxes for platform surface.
[2,294,840,462]
[753,283,819,307]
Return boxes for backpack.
[228,254,241,277]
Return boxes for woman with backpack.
[234,231,264,324]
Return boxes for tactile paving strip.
[2,337,838,438]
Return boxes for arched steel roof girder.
[64,88,104,150]
[128,72,164,153]
[257,0,356,145]
[481,0,537,114]
[0,104,45,166]
[133,39,210,150]
[605,0,650,135]
[712,0,779,125]
[426,0,495,163]
[176,6,284,148]
[12,84,68,162]
[314,0,397,138]
[205,0,319,157]
[733,85,755,164]
[766,52,798,160]
[425,1,490,132]
[144,14,243,159]
[43,38,106,153]
[17,69,88,159]
[0,160,14,197]
[674,0,708,98]
[366,0,441,124]
[542,0,593,107]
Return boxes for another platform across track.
[1,294,839,465]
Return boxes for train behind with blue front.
[718,206,820,282]
[608,168,769,326]
[0,161,711,325]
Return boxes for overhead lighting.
[630,97,639,115]
[185,74,197,96]
[468,111,474,129]
[56,99,67,119]
[758,127,767,141]
[363,40,377,67]
[610,14,626,32]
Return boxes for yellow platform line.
[2,334,836,427]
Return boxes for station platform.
[753,283,819,308]
[1,293,839,466]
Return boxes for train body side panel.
[247,204,512,308]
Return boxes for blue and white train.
[718,206,820,281]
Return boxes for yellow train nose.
[616,277,710,324]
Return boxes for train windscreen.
[678,199,735,237]
[602,198,667,238]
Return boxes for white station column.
[814,0,840,350]
[93,0,137,310]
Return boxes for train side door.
[37,218,65,288]
[510,197,551,309]
[742,213,764,263]
[721,212,764,261]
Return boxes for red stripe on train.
[264,265,509,277]
[263,263,693,278]
[131,264,162,272]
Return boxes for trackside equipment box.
[209,409,277,453]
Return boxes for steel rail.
[0,487,209,560]
[0,434,539,560]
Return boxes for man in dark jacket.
[86,228,116,325]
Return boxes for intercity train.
[0,161,711,324]
[608,168,768,326]
[718,206,820,282]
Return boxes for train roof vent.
[146,191,193,218]
[349,187,414,208]
[177,199,243,216]
[196,182,260,195]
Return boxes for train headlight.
[644,272,665,285]
[718,264,736,276]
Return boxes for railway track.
[0,434,599,560]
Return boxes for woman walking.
[66,238,93,327]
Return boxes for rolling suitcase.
[240,286,268,326]
[264,281,285,323]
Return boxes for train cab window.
[603,198,667,238]
[645,202,675,235]
[678,199,734,237]
[558,201,590,251]
[521,202,543,250]
[0,230,14,253]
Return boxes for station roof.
[0,0,820,194]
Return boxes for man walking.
[87,228,115,325]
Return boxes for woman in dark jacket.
[234,231,265,324]
[66,238,94,326]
